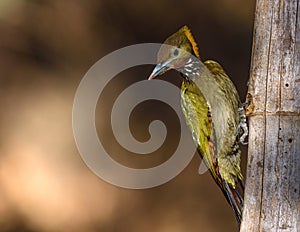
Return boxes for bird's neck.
[179,56,203,81]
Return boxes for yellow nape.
[180,25,200,59]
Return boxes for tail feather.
[222,180,244,227]
[195,149,244,226]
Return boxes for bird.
[148,25,247,226]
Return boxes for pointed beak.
[148,61,172,80]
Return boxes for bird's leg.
[235,102,248,145]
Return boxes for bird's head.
[149,25,200,80]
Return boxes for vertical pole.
[240,0,300,231]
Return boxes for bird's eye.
[173,48,179,56]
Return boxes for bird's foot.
[235,103,248,145]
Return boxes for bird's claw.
[235,104,248,145]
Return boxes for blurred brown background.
[0,0,255,231]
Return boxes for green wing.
[180,79,222,186]
[203,60,243,186]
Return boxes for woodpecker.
[148,25,247,226]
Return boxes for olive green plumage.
[148,25,244,225]
[182,60,243,188]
